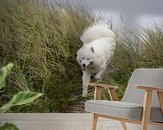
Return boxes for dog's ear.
[90,47,94,53]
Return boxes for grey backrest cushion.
[122,68,163,107]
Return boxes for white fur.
[77,23,116,97]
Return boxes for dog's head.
[77,46,97,71]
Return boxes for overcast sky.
[53,0,163,27]
[88,0,163,26]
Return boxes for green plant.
[0,63,43,130]
[0,63,14,89]
[0,123,19,130]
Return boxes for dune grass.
[0,0,163,112]
[0,0,93,112]
[109,26,163,99]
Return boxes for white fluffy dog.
[77,23,116,97]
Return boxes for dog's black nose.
[82,64,86,68]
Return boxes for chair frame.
[89,83,163,130]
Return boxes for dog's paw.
[94,75,102,80]
[82,91,88,97]
[94,75,100,80]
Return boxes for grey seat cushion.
[85,100,163,122]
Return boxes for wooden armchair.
[85,69,163,130]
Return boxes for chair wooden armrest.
[136,86,163,92]
[137,85,163,127]
[89,83,118,101]
[89,83,117,89]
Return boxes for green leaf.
[0,63,14,89]
[0,123,19,130]
[11,91,43,106]
[0,91,43,113]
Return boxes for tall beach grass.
[0,0,163,112]
[0,0,93,112]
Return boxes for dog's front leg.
[82,71,91,97]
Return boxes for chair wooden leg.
[157,91,163,114]
[141,90,152,130]
[108,88,118,101]
[121,121,127,130]
[92,113,98,130]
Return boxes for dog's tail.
[80,23,115,44]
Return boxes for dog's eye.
[82,57,84,60]
[87,58,90,60]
